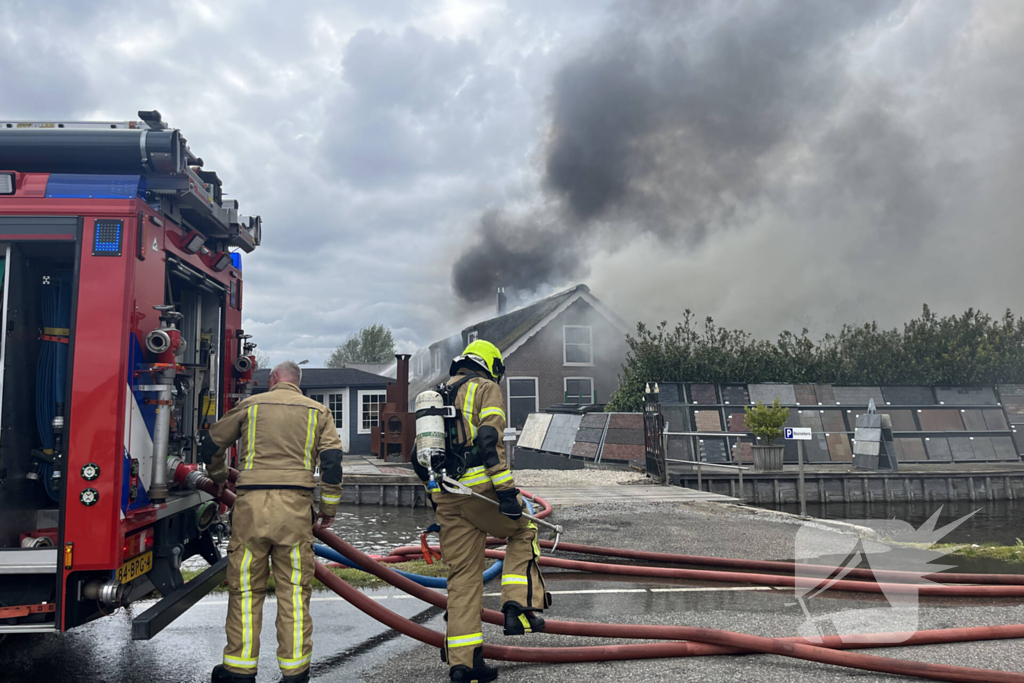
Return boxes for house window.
[358,390,387,434]
[467,330,478,343]
[507,378,538,431]
[328,393,344,430]
[431,347,441,373]
[564,377,594,405]
[309,393,324,405]
[563,325,593,365]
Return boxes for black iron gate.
[643,383,667,483]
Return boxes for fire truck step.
[131,556,228,640]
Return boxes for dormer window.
[467,330,478,343]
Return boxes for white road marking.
[181,585,776,608]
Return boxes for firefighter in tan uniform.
[201,361,344,683]
[414,340,549,683]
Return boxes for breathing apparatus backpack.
[414,376,478,490]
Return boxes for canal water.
[327,505,437,554]
[764,499,1024,545]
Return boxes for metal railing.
[664,456,749,502]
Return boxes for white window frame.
[327,392,344,430]
[308,393,325,405]
[563,376,594,405]
[467,330,478,343]
[563,325,594,366]
[506,376,539,431]
[358,389,388,434]
[431,347,441,373]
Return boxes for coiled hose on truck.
[36,272,72,502]
[180,465,1024,683]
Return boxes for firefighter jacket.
[205,382,345,517]
[426,369,515,503]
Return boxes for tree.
[254,351,271,370]
[326,324,396,367]
[744,400,790,446]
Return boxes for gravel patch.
[513,469,650,487]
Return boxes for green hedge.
[607,305,1024,412]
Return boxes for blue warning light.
[93,220,123,257]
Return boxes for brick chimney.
[496,287,507,316]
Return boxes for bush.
[744,399,790,446]
[606,305,1024,411]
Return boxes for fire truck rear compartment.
[0,241,77,628]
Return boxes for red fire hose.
[385,544,1024,597]
[178,465,1024,682]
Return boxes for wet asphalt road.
[4,500,1024,682]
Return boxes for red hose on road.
[312,528,1024,682]
[179,467,1024,682]
[383,544,1024,597]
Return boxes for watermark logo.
[792,507,976,643]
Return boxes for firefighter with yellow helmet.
[413,340,550,683]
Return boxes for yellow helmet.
[450,339,505,382]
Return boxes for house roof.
[252,367,391,391]
[464,285,586,352]
[406,283,629,403]
[467,284,630,359]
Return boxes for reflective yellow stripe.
[290,543,303,661]
[464,382,478,441]
[240,544,254,659]
[502,574,528,585]
[447,632,484,647]
[458,466,489,486]
[303,409,318,470]
[519,614,532,630]
[223,654,259,668]
[490,470,514,485]
[278,654,311,670]
[245,405,258,470]
[480,406,506,421]
[528,521,541,557]
[321,493,341,504]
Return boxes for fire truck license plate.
[116,551,153,584]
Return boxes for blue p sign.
[785,428,794,439]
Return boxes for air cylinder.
[414,390,446,469]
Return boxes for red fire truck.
[0,111,259,639]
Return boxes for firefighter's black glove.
[495,488,523,520]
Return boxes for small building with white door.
[252,367,391,454]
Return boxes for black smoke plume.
[451,0,922,303]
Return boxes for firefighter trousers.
[436,492,549,669]
[223,488,316,676]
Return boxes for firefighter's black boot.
[281,669,310,683]
[449,646,498,683]
[502,601,545,636]
[211,664,256,683]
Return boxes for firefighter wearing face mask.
[413,340,550,683]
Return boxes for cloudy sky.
[3,0,1022,365]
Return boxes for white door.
[327,389,350,453]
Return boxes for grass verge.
[890,538,1024,564]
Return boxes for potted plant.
[744,399,789,471]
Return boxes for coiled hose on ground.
[181,465,1024,683]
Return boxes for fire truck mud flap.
[131,556,228,640]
